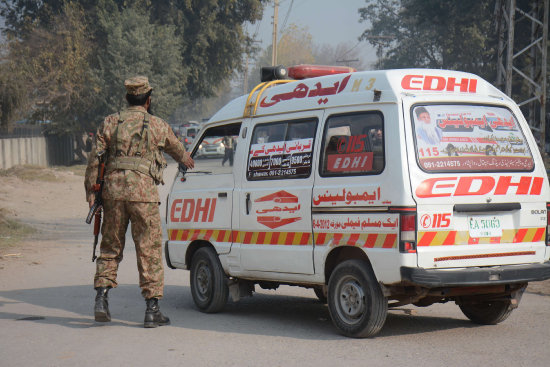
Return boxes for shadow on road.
[0,283,482,339]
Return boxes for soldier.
[84,76,194,328]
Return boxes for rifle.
[85,152,105,262]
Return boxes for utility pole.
[271,0,279,66]
[243,55,249,94]
[365,35,393,69]
[496,0,549,156]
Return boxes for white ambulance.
[165,65,550,338]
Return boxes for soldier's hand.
[89,199,94,209]
[183,152,194,169]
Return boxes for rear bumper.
[400,261,550,287]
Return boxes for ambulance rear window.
[411,104,534,172]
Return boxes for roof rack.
[243,79,293,118]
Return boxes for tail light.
[546,203,550,246]
[390,207,417,253]
[399,212,417,253]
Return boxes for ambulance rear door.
[402,96,550,270]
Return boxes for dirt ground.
[1,165,549,296]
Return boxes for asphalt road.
[1,162,549,367]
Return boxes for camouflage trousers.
[94,200,164,299]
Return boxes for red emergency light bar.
[288,64,357,80]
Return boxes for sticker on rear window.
[412,105,534,172]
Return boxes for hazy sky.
[248,0,377,67]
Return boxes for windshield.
[411,104,534,172]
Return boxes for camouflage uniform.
[85,76,190,300]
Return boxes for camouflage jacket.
[85,106,187,203]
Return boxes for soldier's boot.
[144,298,170,328]
[94,287,111,322]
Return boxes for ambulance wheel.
[458,300,514,325]
[190,247,228,313]
[313,286,327,304]
[327,260,387,338]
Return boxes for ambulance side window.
[191,122,241,174]
[247,118,317,180]
[320,111,385,176]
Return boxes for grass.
[0,164,87,181]
[0,208,36,252]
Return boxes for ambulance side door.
[167,122,241,256]
[236,113,321,274]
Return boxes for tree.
[248,23,315,89]
[358,0,498,80]
[93,4,185,120]
[0,0,267,128]
[2,1,95,134]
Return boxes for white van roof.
[208,69,509,124]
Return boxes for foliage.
[0,207,36,249]
[0,42,27,131]
[358,0,498,80]
[0,0,266,132]
[248,23,316,89]
[93,3,184,120]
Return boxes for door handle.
[218,192,227,198]
[246,193,251,215]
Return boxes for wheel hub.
[338,279,365,320]
[196,263,211,296]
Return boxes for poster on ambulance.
[247,138,313,180]
[412,105,534,172]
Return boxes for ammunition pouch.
[150,149,167,185]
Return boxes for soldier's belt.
[106,156,153,176]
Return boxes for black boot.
[144,298,170,328]
[94,287,111,322]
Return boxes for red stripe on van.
[285,232,295,245]
[316,233,326,245]
[271,232,280,244]
[418,231,436,246]
[348,233,360,246]
[442,231,457,245]
[204,230,213,241]
[216,230,225,242]
[243,231,253,244]
[513,228,528,243]
[257,231,266,244]
[365,234,378,248]
[333,233,343,245]
[533,227,546,242]
[383,234,397,248]
[300,233,311,245]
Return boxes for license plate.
[468,215,503,238]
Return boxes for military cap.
[124,76,153,96]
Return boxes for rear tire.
[458,300,514,325]
[190,247,228,313]
[327,260,387,338]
